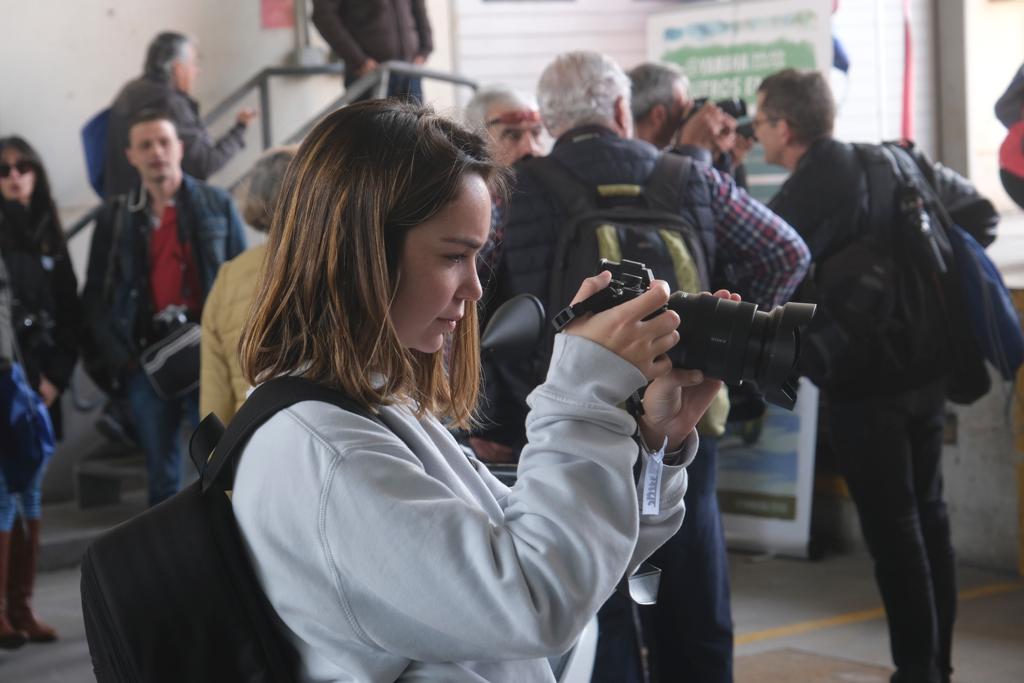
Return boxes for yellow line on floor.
[736,580,1024,646]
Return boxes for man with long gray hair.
[476,50,809,682]
[102,32,257,196]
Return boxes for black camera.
[552,259,816,409]
[151,304,191,339]
[689,97,755,140]
[692,96,748,120]
[13,307,55,351]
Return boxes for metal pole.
[259,76,272,150]
[376,67,391,99]
[295,0,310,49]
[290,0,326,66]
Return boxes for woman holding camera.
[231,100,731,680]
[0,136,79,646]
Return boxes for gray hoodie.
[232,333,695,682]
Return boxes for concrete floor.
[731,552,1024,682]
[2,551,1021,681]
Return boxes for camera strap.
[550,287,623,332]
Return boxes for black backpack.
[80,377,390,683]
[804,142,989,402]
[525,153,714,329]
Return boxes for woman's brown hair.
[239,100,506,427]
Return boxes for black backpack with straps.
[80,377,393,683]
[524,152,715,331]
[520,152,730,433]
[802,142,989,402]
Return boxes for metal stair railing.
[283,61,478,145]
[61,62,477,414]
[202,63,345,150]
[64,62,477,243]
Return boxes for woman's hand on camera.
[638,289,741,452]
[563,271,681,381]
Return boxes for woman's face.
[391,173,491,354]
[0,148,36,206]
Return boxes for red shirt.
[149,204,202,315]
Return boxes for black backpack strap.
[644,152,694,214]
[852,144,899,244]
[647,152,716,272]
[189,413,226,475]
[523,156,597,217]
[196,376,378,494]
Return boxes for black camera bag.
[80,377,390,682]
[138,320,201,400]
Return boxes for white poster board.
[647,0,833,202]
[716,380,819,558]
[648,1,830,557]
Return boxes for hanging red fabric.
[902,0,915,141]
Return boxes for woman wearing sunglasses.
[0,136,80,647]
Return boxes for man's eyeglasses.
[0,160,35,178]
[750,116,778,130]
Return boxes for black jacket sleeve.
[81,203,135,388]
[412,0,433,56]
[41,244,80,389]
[995,65,1024,129]
[169,93,247,181]
[312,0,369,69]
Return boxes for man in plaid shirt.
[474,51,808,683]
[622,59,809,683]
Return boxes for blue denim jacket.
[82,175,246,384]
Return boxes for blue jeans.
[126,372,199,506]
[0,464,45,531]
[592,437,733,683]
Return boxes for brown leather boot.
[8,518,57,642]
[0,530,28,649]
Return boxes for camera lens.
[666,293,815,409]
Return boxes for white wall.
[964,0,1024,210]
[831,0,937,156]
[452,0,675,105]
[0,1,318,211]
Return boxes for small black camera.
[552,259,816,409]
[151,304,191,339]
[689,97,755,140]
[692,97,748,121]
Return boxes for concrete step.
[74,452,147,509]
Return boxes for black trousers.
[828,381,955,683]
[591,437,733,683]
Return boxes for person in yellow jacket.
[200,147,296,423]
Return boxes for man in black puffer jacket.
[476,50,809,683]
